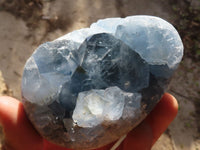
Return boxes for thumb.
[0,96,43,150]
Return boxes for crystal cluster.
[21,15,183,149]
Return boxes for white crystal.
[72,86,125,128]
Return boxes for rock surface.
[21,15,183,149]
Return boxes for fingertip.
[162,93,178,116]
[0,96,21,125]
[120,93,178,149]
[146,93,178,145]
[152,93,178,125]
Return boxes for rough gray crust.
[22,96,147,150]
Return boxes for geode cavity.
[21,15,183,149]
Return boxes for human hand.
[0,93,178,150]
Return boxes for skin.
[0,93,178,150]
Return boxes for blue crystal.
[21,15,183,149]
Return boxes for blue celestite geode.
[21,15,183,149]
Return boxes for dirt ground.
[0,0,200,150]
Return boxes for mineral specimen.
[21,15,183,149]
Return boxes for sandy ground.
[0,0,200,149]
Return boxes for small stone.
[21,15,183,149]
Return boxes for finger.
[0,96,43,150]
[121,93,178,150]
[146,93,178,144]
[43,139,72,150]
